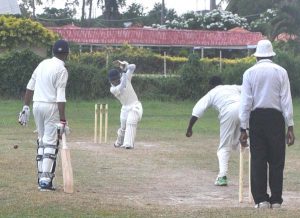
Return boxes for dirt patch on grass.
[69,140,300,210]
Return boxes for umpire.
[239,39,295,209]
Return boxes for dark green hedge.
[0,50,42,98]
[2,48,300,100]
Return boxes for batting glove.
[57,120,70,138]
[118,60,129,71]
[18,105,30,126]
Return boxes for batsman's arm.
[58,102,66,121]
[125,64,136,81]
[24,89,34,106]
[186,116,198,137]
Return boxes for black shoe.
[39,181,55,191]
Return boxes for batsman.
[18,40,70,191]
[108,60,143,149]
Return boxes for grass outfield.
[0,99,300,217]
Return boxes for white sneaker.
[271,203,281,209]
[255,201,270,209]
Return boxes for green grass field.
[0,99,300,217]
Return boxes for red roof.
[228,27,251,33]
[48,26,264,48]
[275,33,297,42]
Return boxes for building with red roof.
[48,25,264,53]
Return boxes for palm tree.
[81,0,86,21]
[210,0,217,10]
[98,0,125,20]
[87,0,93,25]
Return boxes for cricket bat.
[239,145,244,203]
[61,132,74,193]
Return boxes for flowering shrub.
[152,9,249,31]
[0,15,58,49]
[250,9,278,33]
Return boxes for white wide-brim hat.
[253,39,276,57]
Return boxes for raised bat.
[60,131,74,193]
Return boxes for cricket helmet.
[108,69,121,83]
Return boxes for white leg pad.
[36,138,43,181]
[40,144,58,183]
[123,124,137,148]
[115,128,125,147]
[123,111,139,148]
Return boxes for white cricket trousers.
[33,102,59,145]
[33,102,59,183]
[119,101,143,147]
[217,102,240,177]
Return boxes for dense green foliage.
[0,50,42,98]
[66,62,110,99]
[0,15,58,50]
[2,43,300,100]
[70,45,186,75]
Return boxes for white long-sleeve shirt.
[239,59,294,129]
[110,64,139,106]
[26,57,68,103]
[192,85,241,119]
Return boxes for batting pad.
[123,110,139,147]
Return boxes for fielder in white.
[18,39,70,191]
[108,60,143,149]
[186,76,241,186]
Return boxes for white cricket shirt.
[110,64,139,106]
[27,57,68,103]
[239,59,294,129]
[192,85,241,119]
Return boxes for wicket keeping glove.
[18,105,30,126]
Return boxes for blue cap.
[53,40,69,54]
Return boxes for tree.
[123,3,145,19]
[65,0,79,17]
[226,0,282,22]
[250,9,277,39]
[210,0,217,10]
[37,7,75,26]
[99,0,126,20]
[270,2,300,40]
[81,0,86,21]
[87,0,94,26]
[162,10,248,31]
[121,3,145,26]
[145,3,167,26]
[0,15,58,49]
[19,0,43,18]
